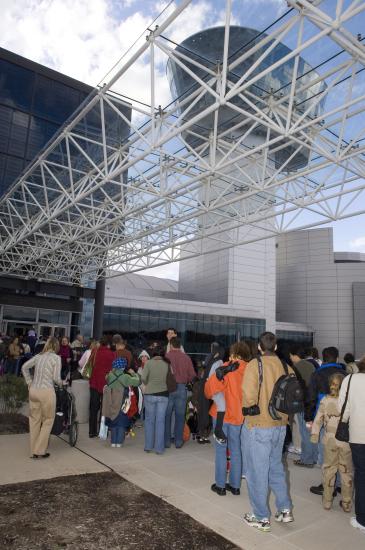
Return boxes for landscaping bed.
[0,413,28,435]
[0,471,240,550]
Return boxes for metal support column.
[92,276,106,339]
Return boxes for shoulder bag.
[335,375,352,442]
[166,364,177,393]
[82,348,97,380]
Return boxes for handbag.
[82,349,97,380]
[166,365,177,393]
[335,375,352,442]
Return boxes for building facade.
[103,272,311,356]
[277,228,365,359]
[0,47,93,197]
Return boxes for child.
[209,350,241,445]
[310,373,353,511]
[208,352,225,444]
[102,357,141,447]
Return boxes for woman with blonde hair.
[22,337,62,459]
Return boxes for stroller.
[51,385,78,446]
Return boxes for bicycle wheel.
[69,421,78,447]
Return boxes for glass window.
[33,75,82,124]
[276,330,313,346]
[8,111,29,157]
[2,305,37,322]
[3,154,25,189]
[38,309,70,325]
[102,306,265,356]
[0,59,34,111]
[0,105,12,154]
[26,116,58,160]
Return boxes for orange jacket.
[204,359,247,425]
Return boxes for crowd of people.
[1,327,364,536]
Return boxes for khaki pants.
[29,387,56,456]
[322,436,353,506]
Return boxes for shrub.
[0,375,28,414]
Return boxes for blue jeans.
[111,426,126,444]
[165,384,187,448]
[297,412,318,465]
[240,423,247,477]
[214,420,242,489]
[144,394,168,453]
[243,424,292,520]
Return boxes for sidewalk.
[0,424,363,550]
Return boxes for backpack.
[268,358,304,420]
[121,386,139,418]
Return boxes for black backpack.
[268,359,304,420]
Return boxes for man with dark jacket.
[307,346,345,495]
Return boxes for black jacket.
[306,362,346,421]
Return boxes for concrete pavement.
[0,424,364,550]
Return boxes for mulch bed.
[0,471,241,550]
[0,413,28,434]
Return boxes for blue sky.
[1,0,365,279]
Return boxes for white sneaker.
[350,517,365,533]
[287,445,301,455]
[243,513,271,532]
[116,444,122,448]
[275,510,294,523]
[111,444,116,448]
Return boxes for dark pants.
[5,358,18,375]
[197,379,211,438]
[165,384,187,448]
[89,388,102,436]
[350,443,365,527]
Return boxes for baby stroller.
[51,384,78,446]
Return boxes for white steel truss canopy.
[1,0,365,284]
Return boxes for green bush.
[0,375,28,414]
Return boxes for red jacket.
[90,346,115,393]
[166,349,195,383]
[204,359,247,426]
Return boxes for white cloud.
[0,1,227,115]
[349,236,365,252]
[0,1,150,85]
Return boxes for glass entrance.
[5,321,33,337]
[38,325,69,339]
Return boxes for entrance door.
[6,322,32,338]
[38,325,52,339]
[38,325,69,339]
[54,326,67,339]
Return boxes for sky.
[1,0,365,280]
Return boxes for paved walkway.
[0,424,364,550]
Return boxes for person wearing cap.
[138,350,150,372]
[102,357,141,447]
[112,334,133,369]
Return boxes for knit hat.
[138,350,150,359]
[112,357,127,370]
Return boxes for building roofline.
[0,46,93,94]
[334,251,365,263]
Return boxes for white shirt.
[339,373,365,444]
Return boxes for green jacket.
[106,369,141,389]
